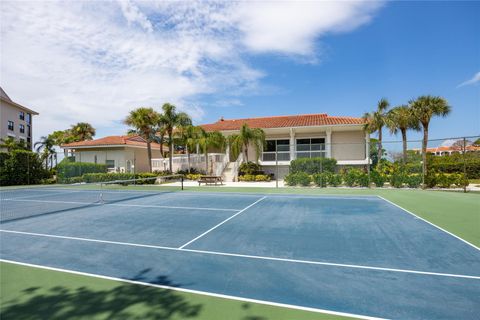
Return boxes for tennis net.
[0,175,184,223]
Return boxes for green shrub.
[405,174,422,188]
[57,160,107,183]
[289,158,337,175]
[254,174,271,182]
[186,173,202,181]
[428,153,480,179]
[454,173,469,188]
[0,150,50,186]
[284,172,311,186]
[357,172,370,187]
[370,170,386,187]
[81,173,157,184]
[239,174,256,182]
[343,169,362,187]
[390,170,406,188]
[328,173,343,187]
[239,162,262,176]
[436,173,456,188]
[425,171,437,188]
[312,173,328,187]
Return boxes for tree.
[228,124,265,163]
[176,125,203,173]
[159,103,192,173]
[34,136,56,170]
[474,138,480,146]
[385,105,420,164]
[70,122,96,141]
[197,129,226,174]
[410,95,451,178]
[124,108,160,173]
[0,137,28,152]
[363,98,389,165]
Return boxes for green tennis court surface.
[1,186,479,319]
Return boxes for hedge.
[57,160,107,183]
[238,174,271,182]
[289,158,337,175]
[81,173,158,184]
[284,172,311,186]
[0,151,51,186]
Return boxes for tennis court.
[1,186,479,319]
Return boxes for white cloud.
[0,0,382,141]
[457,71,480,87]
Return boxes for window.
[27,125,31,137]
[296,138,326,158]
[105,160,115,169]
[19,111,25,120]
[19,124,25,133]
[7,121,14,131]
[263,139,290,161]
[26,114,31,124]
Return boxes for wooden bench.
[198,175,223,186]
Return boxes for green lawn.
[1,187,478,319]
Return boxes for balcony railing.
[262,151,290,162]
[262,143,326,162]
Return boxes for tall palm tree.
[159,103,192,172]
[410,95,451,177]
[363,98,389,164]
[124,108,160,173]
[70,122,96,141]
[385,105,420,164]
[198,129,226,174]
[34,136,56,169]
[228,124,266,163]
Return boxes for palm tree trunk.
[147,140,152,173]
[159,134,164,158]
[169,134,173,173]
[377,126,383,164]
[205,150,209,173]
[401,128,407,164]
[422,123,429,178]
[186,145,191,173]
[244,143,248,162]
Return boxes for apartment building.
[0,87,39,150]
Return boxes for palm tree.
[176,125,203,173]
[385,105,420,164]
[228,124,266,163]
[34,136,56,169]
[363,98,389,164]
[198,129,226,174]
[0,137,28,152]
[159,103,192,173]
[70,122,96,141]
[410,95,451,177]
[124,108,160,173]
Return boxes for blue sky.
[1,1,478,144]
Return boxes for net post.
[181,175,184,190]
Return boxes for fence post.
[463,137,467,193]
[275,148,279,188]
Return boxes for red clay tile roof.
[416,145,480,153]
[200,113,364,131]
[61,135,162,148]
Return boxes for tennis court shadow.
[1,278,202,319]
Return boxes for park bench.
[198,175,223,186]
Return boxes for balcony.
[261,143,326,163]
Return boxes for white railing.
[152,153,226,174]
[214,153,229,177]
[231,153,244,182]
[262,151,290,162]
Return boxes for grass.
[1,186,478,319]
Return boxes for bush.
[81,173,157,184]
[254,174,271,182]
[436,173,456,188]
[328,174,343,187]
[428,153,480,179]
[289,158,337,175]
[357,172,369,187]
[186,173,202,181]
[284,172,311,186]
[312,172,330,187]
[390,170,406,188]
[239,162,261,176]
[238,174,256,182]
[405,174,422,188]
[425,171,437,188]
[370,170,386,187]
[343,169,362,187]
[0,150,50,186]
[454,173,469,188]
[57,160,107,183]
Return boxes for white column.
[226,142,230,162]
[365,131,370,162]
[289,128,296,160]
[326,129,332,158]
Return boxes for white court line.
[1,229,479,280]
[0,259,385,320]
[2,198,239,212]
[2,189,83,200]
[178,196,267,249]
[377,196,480,251]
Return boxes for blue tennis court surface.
[1,188,479,319]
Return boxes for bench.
[198,175,223,186]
